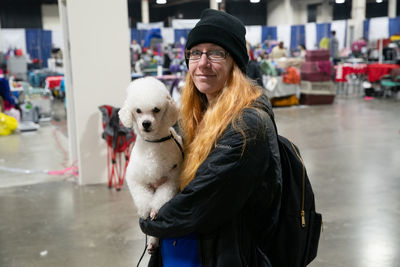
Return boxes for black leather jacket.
[140,94,282,267]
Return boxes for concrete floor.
[0,96,399,267]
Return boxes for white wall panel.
[369,17,389,41]
[246,26,262,46]
[0,29,27,54]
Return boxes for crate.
[305,49,330,62]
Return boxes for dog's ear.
[164,95,179,127]
[118,102,135,128]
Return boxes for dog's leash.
[144,132,184,158]
[137,234,147,267]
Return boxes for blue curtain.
[363,19,370,40]
[143,28,162,48]
[25,29,52,68]
[261,26,277,43]
[316,23,331,46]
[290,25,305,51]
[131,29,148,45]
[389,17,400,37]
[174,29,191,45]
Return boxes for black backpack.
[265,107,323,267]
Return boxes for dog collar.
[144,132,184,158]
[144,134,173,143]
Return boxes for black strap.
[145,132,184,158]
[145,134,173,143]
[171,134,184,158]
[136,234,147,267]
[263,106,279,137]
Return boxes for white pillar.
[284,0,293,26]
[267,0,294,26]
[58,0,131,185]
[210,0,218,10]
[58,0,78,165]
[317,1,333,23]
[388,0,396,18]
[351,0,366,42]
[142,0,149,24]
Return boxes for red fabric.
[335,63,367,82]
[366,64,400,82]
[377,39,391,50]
[248,49,255,61]
[283,67,301,84]
[317,61,333,75]
[45,76,64,89]
[15,49,23,56]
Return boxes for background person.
[330,30,339,65]
[270,41,287,60]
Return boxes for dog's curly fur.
[119,77,182,252]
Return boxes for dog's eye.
[153,107,160,113]
[136,109,142,113]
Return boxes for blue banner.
[290,25,305,51]
[316,23,331,46]
[25,29,52,68]
[131,29,148,45]
[174,29,191,45]
[389,17,400,37]
[261,26,277,43]
[363,19,370,40]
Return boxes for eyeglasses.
[185,49,229,62]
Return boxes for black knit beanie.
[185,9,248,73]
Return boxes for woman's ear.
[164,95,179,127]
[118,102,134,128]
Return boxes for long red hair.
[179,64,263,190]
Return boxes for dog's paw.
[137,207,150,219]
[147,237,159,254]
[147,243,156,254]
[150,210,157,220]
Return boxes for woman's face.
[188,43,233,104]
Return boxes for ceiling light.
[335,0,345,3]
[216,0,222,3]
[376,0,383,3]
[250,0,260,3]
[156,0,166,4]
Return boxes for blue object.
[143,28,163,48]
[161,234,201,267]
[0,78,15,106]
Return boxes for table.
[366,63,400,82]
[265,76,300,98]
[45,76,64,89]
[335,63,367,82]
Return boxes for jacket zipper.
[290,141,306,228]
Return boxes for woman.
[298,44,307,59]
[140,9,282,267]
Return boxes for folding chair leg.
[107,146,118,189]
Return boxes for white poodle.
[118,77,182,252]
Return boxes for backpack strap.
[263,105,279,137]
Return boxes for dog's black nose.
[142,121,151,130]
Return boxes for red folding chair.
[99,105,136,190]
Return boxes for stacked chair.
[300,49,336,105]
